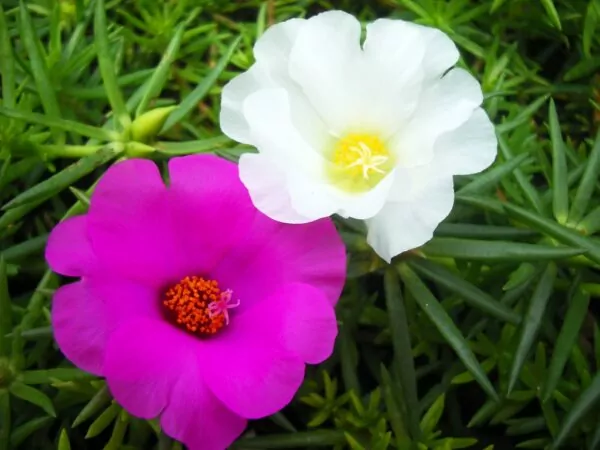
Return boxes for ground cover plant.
[0,0,600,449]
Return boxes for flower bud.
[129,106,176,143]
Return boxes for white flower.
[220,11,497,262]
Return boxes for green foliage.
[0,0,599,449]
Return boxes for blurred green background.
[0,0,599,449]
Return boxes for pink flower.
[45,155,346,450]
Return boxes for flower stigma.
[207,289,240,326]
[162,276,240,337]
[327,133,394,193]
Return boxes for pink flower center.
[161,276,240,338]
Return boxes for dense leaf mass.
[0,0,598,449]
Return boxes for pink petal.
[201,313,305,419]
[87,159,185,288]
[51,276,160,376]
[167,154,257,275]
[213,216,346,311]
[103,317,197,419]
[241,282,338,364]
[160,360,247,450]
[45,215,96,277]
[51,281,108,375]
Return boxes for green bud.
[129,106,177,143]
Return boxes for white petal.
[389,67,484,167]
[221,18,328,148]
[417,24,459,78]
[287,170,396,222]
[286,174,341,221]
[254,18,333,150]
[254,19,304,75]
[366,165,454,262]
[330,172,396,220]
[359,19,427,135]
[289,13,433,137]
[433,108,497,176]
[419,68,484,131]
[242,88,339,221]
[238,153,314,224]
[363,19,425,68]
[288,11,363,134]
[243,88,328,171]
[220,65,272,144]
[366,20,457,80]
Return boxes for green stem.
[39,144,106,158]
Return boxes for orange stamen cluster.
[162,276,227,337]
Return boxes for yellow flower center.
[327,133,394,193]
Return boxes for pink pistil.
[208,289,241,326]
